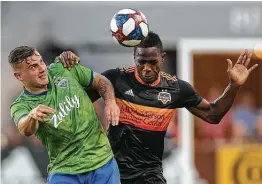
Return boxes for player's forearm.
[92,73,116,104]
[18,115,39,137]
[209,82,240,123]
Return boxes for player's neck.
[24,85,49,95]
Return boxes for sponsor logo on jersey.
[50,95,80,128]
[158,90,171,104]
[124,89,134,97]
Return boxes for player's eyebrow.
[25,58,42,68]
[26,61,38,68]
[25,55,42,65]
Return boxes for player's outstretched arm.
[18,105,56,136]
[186,49,258,124]
[91,72,120,126]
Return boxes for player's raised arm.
[184,50,258,124]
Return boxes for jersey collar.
[24,82,51,96]
[134,67,161,86]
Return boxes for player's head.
[134,31,166,84]
[8,46,49,89]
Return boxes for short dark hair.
[8,46,35,67]
[134,31,163,55]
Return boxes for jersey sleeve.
[101,69,119,86]
[177,79,203,107]
[49,62,94,88]
[70,64,94,88]
[10,102,31,126]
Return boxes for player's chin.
[38,78,49,86]
[142,76,157,84]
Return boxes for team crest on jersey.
[158,90,171,104]
[54,77,68,88]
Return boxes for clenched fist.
[29,104,56,122]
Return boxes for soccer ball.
[110,9,149,47]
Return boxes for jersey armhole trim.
[85,70,94,89]
[14,114,28,126]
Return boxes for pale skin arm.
[18,116,39,137]
[187,50,258,124]
[92,72,115,103]
[92,72,120,126]
[18,105,56,137]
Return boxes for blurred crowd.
[194,84,262,144]
[163,84,262,184]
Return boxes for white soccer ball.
[110,8,149,47]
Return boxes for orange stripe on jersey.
[116,98,176,131]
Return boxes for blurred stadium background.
[1,1,262,184]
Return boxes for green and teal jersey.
[10,62,113,174]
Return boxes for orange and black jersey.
[87,66,202,180]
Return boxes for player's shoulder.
[48,62,65,76]
[10,91,28,108]
[119,66,136,74]
[14,91,27,102]
[48,62,81,80]
[164,76,194,91]
[160,72,177,82]
[103,66,135,79]
[48,62,63,71]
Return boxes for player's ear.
[14,72,23,81]
[161,52,166,63]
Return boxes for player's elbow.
[207,104,222,124]
[205,112,221,124]
[23,132,33,137]
[18,123,35,137]
[19,128,34,137]
[208,116,222,124]
[209,119,221,124]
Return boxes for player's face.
[134,47,166,83]
[14,50,49,88]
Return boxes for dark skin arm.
[187,83,239,124]
[187,50,258,124]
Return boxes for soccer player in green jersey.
[9,46,121,184]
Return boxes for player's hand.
[227,49,258,86]
[104,100,120,126]
[55,51,79,70]
[29,105,56,122]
